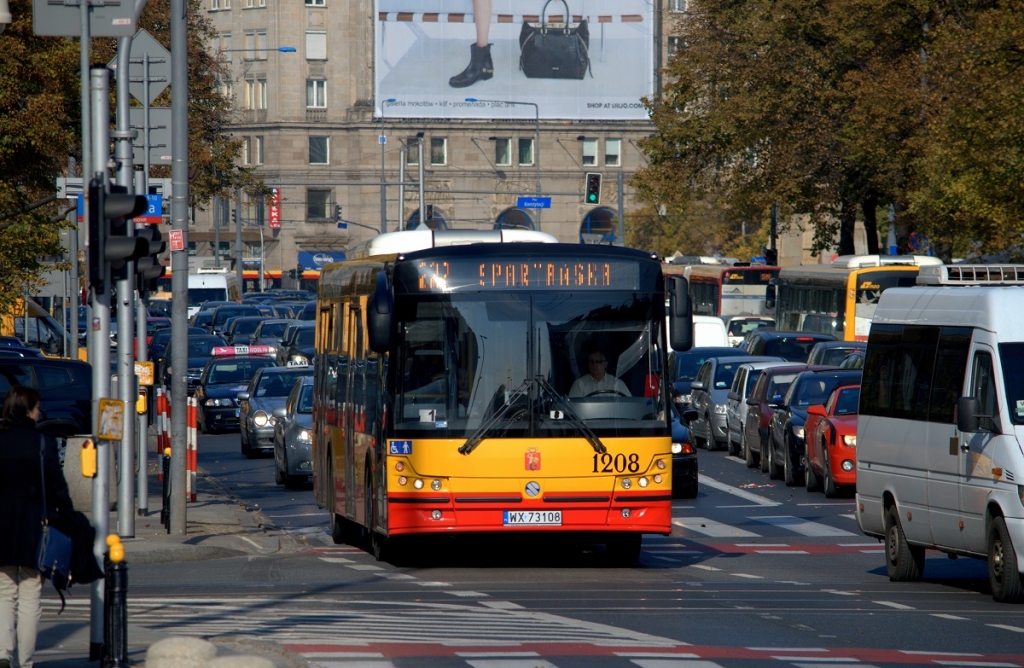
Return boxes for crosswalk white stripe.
[752,516,857,537]
[465,661,559,668]
[698,474,781,506]
[673,518,760,538]
[630,660,725,667]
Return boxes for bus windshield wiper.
[534,376,607,454]
[459,379,530,455]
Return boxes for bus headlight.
[671,443,683,454]
[252,411,269,426]
[413,479,424,489]
[621,478,632,489]
[843,434,856,447]
[638,477,649,488]
[297,429,311,442]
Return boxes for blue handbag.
[34,436,73,600]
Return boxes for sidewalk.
[36,433,317,667]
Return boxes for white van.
[187,271,241,318]
[666,314,728,351]
[856,264,1024,602]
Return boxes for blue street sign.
[336,221,348,229]
[517,196,551,209]
[76,195,83,223]
[137,194,163,224]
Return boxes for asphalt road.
[122,431,1024,668]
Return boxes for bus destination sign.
[405,258,640,292]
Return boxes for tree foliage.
[634,0,1024,261]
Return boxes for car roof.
[258,365,312,375]
[754,330,836,340]
[676,346,749,356]
[811,340,866,349]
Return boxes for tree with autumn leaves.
[631,0,1024,263]
[0,0,259,313]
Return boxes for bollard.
[160,447,171,531]
[104,534,128,668]
[186,397,197,502]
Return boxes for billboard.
[375,0,654,120]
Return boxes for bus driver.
[569,350,631,398]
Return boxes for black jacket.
[0,420,74,569]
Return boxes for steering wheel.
[586,390,628,397]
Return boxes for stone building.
[196,0,685,284]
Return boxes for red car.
[804,383,860,497]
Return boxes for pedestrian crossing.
[670,513,857,539]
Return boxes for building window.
[668,0,687,11]
[430,137,446,165]
[581,138,597,166]
[219,79,233,101]
[494,138,511,166]
[242,137,251,165]
[309,136,329,164]
[211,0,218,10]
[306,31,327,60]
[245,0,253,7]
[405,137,421,164]
[306,79,327,108]
[245,31,267,59]
[305,0,324,4]
[244,79,267,110]
[668,36,681,57]
[258,0,265,6]
[604,138,621,167]
[517,138,534,166]
[219,33,231,59]
[307,189,331,220]
[222,0,230,8]
[254,136,264,165]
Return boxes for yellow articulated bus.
[311,229,694,563]
[1,297,84,360]
[772,254,943,341]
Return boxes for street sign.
[107,30,172,105]
[129,107,172,165]
[268,188,281,230]
[136,195,163,224]
[517,197,551,209]
[168,229,184,252]
[97,398,125,441]
[134,361,154,386]
[33,0,142,38]
[337,221,348,229]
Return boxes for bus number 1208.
[593,453,640,473]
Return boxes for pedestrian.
[0,385,75,668]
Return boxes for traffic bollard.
[160,447,171,531]
[104,534,128,668]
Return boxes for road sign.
[107,30,172,104]
[517,197,551,209]
[129,107,172,165]
[33,0,141,38]
[97,398,125,441]
[134,361,154,386]
[168,229,184,252]
[135,195,163,224]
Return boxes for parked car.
[273,375,316,488]
[237,366,313,458]
[195,354,277,433]
[668,347,752,409]
[726,360,787,456]
[160,334,228,395]
[689,355,783,449]
[296,301,317,321]
[743,364,822,469]
[806,340,867,366]
[724,316,775,347]
[766,368,862,485]
[0,357,92,438]
[190,310,215,331]
[148,326,206,369]
[670,402,699,498]
[805,383,861,497]
[743,330,837,362]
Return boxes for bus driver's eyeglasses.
[589,358,606,365]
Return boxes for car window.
[821,348,859,366]
[766,373,798,401]
[298,385,314,413]
[187,338,223,357]
[791,377,832,408]
[34,366,74,390]
[258,322,289,338]
[765,338,819,362]
[714,362,743,389]
[256,371,307,397]
[730,368,746,395]
[232,319,262,335]
[295,329,315,346]
[833,387,860,415]
[209,359,274,384]
[673,354,707,381]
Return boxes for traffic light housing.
[135,227,167,295]
[584,173,602,205]
[425,204,434,222]
[287,269,296,279]
[334,205,342,221]
[764,248,778,266]
[104,185,149,283]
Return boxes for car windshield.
[231,319,262,335]
[765,337,823,362]
[151,329,172,347]
[257,322,289,338]
[255,371,308,397]
[208,359,275,384]
[295,329,315,346]
[187,338,225,357]
[1000,343,1024,425]
[147,320,170,335]
[297,385,314,413]
[789,375,838,408]
[833,387,860,415]
[192,312,213,327]
[214,308,257,327]
[713,361,745,389]
[766,373,798,401]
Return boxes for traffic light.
[334,205,343,221]
[584,173,602,205]
[231,209,238,224]
[287,269,296,279]
[135,227,167,295]
[296,264,304,281]
[765,248,778,266]
[425,204,434,222]
[104,185,149,282]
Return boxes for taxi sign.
[134,361,154,386]
[97,398,125,441]
[212,345,275,357]
[286,359,310,367]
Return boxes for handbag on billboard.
[519,0,592,80]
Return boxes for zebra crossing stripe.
[750,516,857,537]
[673,518,760,538]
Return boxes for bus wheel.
[606,534,642,566]
[988,516,1024,602]
[328,456,346,545]
[885,505,924,581]
[365,469,390,561]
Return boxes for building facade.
[198,0,682,281]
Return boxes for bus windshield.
[395,291,666,439]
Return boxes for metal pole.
[531,103,541,231]
[234,189,244,291]
[88,65,111,663]
[115,36,137,539]
[142,53,151,194]
[379,99,394,234]
[258,224,265,291]
[135,248,148,516]
[213,194,220,267]
[68,156,80,362]
[417,141,424,229]
[169,0,190,536]
[617,170,624,246]
[398,145,406,232]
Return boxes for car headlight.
[795,426,805,439]
[204,398,234,407]
[671,442,683,454]
[714,404,727,414]
[253,411,269,427]
[297,429,312,442]
[842,434,856,447]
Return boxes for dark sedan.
[765,368,862,486]
[195,355,277,433]
[671,403,698,499]
[161,334,228,395]
[0,357,92,438]
[148,326,206,369]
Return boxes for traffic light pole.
[235,189,244,291]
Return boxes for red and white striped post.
[186,396,197,502]
[155,388,167,481]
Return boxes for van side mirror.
[682,409,699,423]
[690,380,705,391]
[957,396,999,433]
[746,397,758,406]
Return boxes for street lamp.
[466,98,541,226]
[380,98,396,234]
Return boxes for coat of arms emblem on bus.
[525,448,541,471]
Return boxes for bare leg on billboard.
[449,0,493,88]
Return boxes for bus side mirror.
[668,276,693,352]
[367,270,393,353]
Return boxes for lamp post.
[466,98,541,228]
[380,98,396,234]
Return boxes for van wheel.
[823,451,838,498]
[745,436,758,469]
[988,516,1024,602]
[885,505,924,581]
[804,445,820,492]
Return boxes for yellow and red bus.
[773,254,943,341]
[662,262,779,318]
[311,230,693,563]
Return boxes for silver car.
[237,366,312,458]
[725,361,787,457]
[273,375,314,488]
[690,355,784,450]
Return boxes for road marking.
[873,601,914,610]
[774,658,860,663]
[465,660,558,668]
[374,573,415,580]
[236,535,264,549]
[796,502,853,506]
[446,591,489,597]
[673,518,760,538]
[755,550,809,554]
[752,516,857,537]
[457,651,540,657]
[699,474,782,506]
[630,661,723,668]
[748,647,828,652]
[931,614,969,621]
[731,573,763,579]
[479,601,524,610]
[743,543,791,547]
[840,513,857,520]
[615,652,701,658]
[987,624,1024,633]
[319,556,354,564]
[838,543,879,547]
[821,589,858,596]
[690,564,721,571]
[346,564,384,571]
[899,650,982,655]
[416,581,452,587]
[932,662,1021,667]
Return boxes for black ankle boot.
[449,43,493,88]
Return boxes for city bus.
[663,263,779,319]
[772,254,944,341]
[311,229,693,563]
